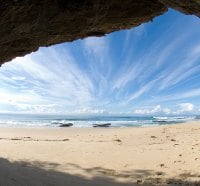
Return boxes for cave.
[0,0,200,66]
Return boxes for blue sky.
[0,9,200,115]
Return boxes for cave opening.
[0,2,200,185]
[0,9,199,120]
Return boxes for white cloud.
[133,105,172,115]
[82,36,112,100]
[15,104,57,113]
[71,107,108,115]
[134,109,150,115]
[175,103,194,114]
[127,78,161,102]
[112,24,188,92]
[158,44,200,90]
[128,83,151,101]
[0,46,95,113]
[11,76,26,81]
[154,33,187,68]
[151,88,200,103]
[162,108,171,115]
[122,24,146,55]
[151,105,161,113]
[112,62,141,90]
[133,103,198,116]
[83,37,108,59]
[180,103,194,111]
[134,105,161,115]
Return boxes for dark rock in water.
[152,120,167,123]
[195,116,200,119]
[59,123,73,127]
[93,123,111,127]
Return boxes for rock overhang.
[0,0,199,66]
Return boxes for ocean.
[0,114,198,128]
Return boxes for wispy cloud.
[127,78,158,102]
[83,36,108,62]
[82,36,112,98]
[0,9,200,115]
[0,46,95,113]
[158,44,200,90]
[158,88,200,102]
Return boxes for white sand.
[0,122,200,185]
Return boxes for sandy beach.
[0,122,200,185]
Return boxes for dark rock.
[114,139,122,142]
[59,123,73,127]
[156,172,163,176]
[136,179,142,184]
[0,1,199,65]
[93,123,111,127]
[62,138,69,141]
[0,0,166,65]
[152,120,167,123]
[160,163,165,167]
[159,0,200,17]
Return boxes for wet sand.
[0,121,200,185]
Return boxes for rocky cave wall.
[0,0,200,66]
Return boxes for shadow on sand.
[0,157,200,186]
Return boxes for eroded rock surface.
[160,0,200,17]
[0,0,199,65]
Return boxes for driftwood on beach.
[93,123,111,128]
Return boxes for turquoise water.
[0,114,198,128]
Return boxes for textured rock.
[159,0,200,17]
[0,0,199,66]
[59,123,73,127]
[93,123,111,127]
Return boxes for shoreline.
[0,114,197,128]
[0,121,200,185]
[0,119,194,129]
